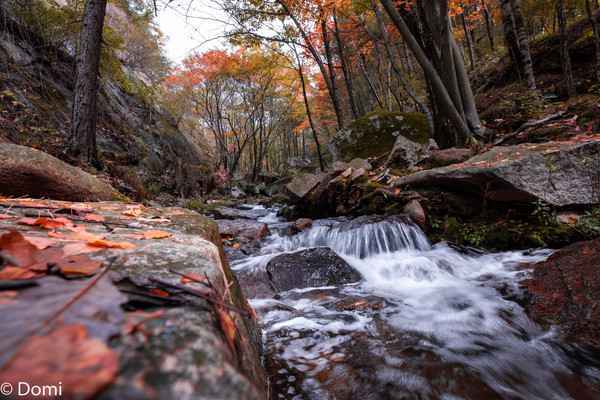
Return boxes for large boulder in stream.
[0,198,266,399]
[0,144,118,201]
[328,111,430,163]
[524,238,600,350]
[266,248,362,292]
[395,135,600,206]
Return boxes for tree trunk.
[481,0,496,51]
[69,0,107,165]
[557,0,575,97]
[510,0,537,90]
[294,49,325,172]
[500,0,524,80]
[379,0,474,143]
[585,0,600,82]
[321,17,345,128]
[461,11,476,69]
[333,9,359,119]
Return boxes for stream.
[231,206,600,400]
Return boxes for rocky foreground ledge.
[0,198,266,399]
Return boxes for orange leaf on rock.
[149,288,170,297]
[143,230,172,240]
[0,290,18,305]
[24,236,57,250]
[84,213,105,223]
[0,266,39,280]
[180,272,208,285]
[0,231,40,267]
[216,306,237,353]
[122,206,143,218]
[0,324,118,399]
[88,239,135,250]
[0,214,14,220]
[56,255,103,278]
[18,217,72,230]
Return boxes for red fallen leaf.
[180,272,208,285]
[0,324,118,399]
[18,217,72,230]
[0,266,38,280]
[24,236,57,250]
[56,255,103,278]
[0,214,14,220]
[143,230,172,240]
[122,206,143,218]
[0,231,41,267]
[149,288,170,297]
[84,213,105,223]
[87,239,135,250]
[216,306,237,353]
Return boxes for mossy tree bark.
[69,0,107,165]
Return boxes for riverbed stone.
[524,238,600,350]
[266,248,362,292]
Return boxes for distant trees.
[69,0,108,165]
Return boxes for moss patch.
[333,111,429,162]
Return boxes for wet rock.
[0,198,266,399]
[0,144,118,201]
[266,248,362,292]
[294,218,313,231]
[214,206,269,220]
[230,186,246,199]
[524,238,600,350]
[216,219,270,241]
[285,173,323,199]
[395,135,600,207]
[403,199,427,229]
[333,158,373,172]
[421,147,473,168]
[328,111,429,162]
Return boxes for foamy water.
[234,214,599,399]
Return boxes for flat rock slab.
[524,238,600,350]
[0,144,117,201]
[0,198,266,400]
[395,135,600,206]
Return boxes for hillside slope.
[0,3,213,201]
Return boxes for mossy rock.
[330,111,429,162]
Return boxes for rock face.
[0,144,117,201]
[421,147,473,168]
[266,248,362,292]
[0,8,213,199]
[0,198,266,399]
[524,238,600,350]
[395,135,600,206]
[328,111,429,162]
[386,136,437,170]
[216,219,270,241]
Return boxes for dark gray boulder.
[266,248,362,292]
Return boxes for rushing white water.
[235,214,599,399]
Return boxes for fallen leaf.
[0,324,118,399]
[180,272,208,285]
[18,217,73,230]
[122,206,143,218]
[149,288,170,297]
[0,214,14,220]
[24,236,57,250]
[143,230,172,240]
[83,213,105,223]
[216,306,237,353]
[88,239,135,250]
[56,255,103,278]
[0,266,38,280]
[0,231,41,267]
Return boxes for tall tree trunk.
[321,17,345,128]
[585,0,600,82]
[294,49,325,172]
[500,0,524,80]
[69,0,107,165]
[379,0,474,143]
[359,53,385,108]
[333,9,359,119]
[510,0,537,90]
[481,0,495,51]
[557,0,575,97]
[461,10,476,69]
[371,0,434,137]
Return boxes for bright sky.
[156,0,230,64]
